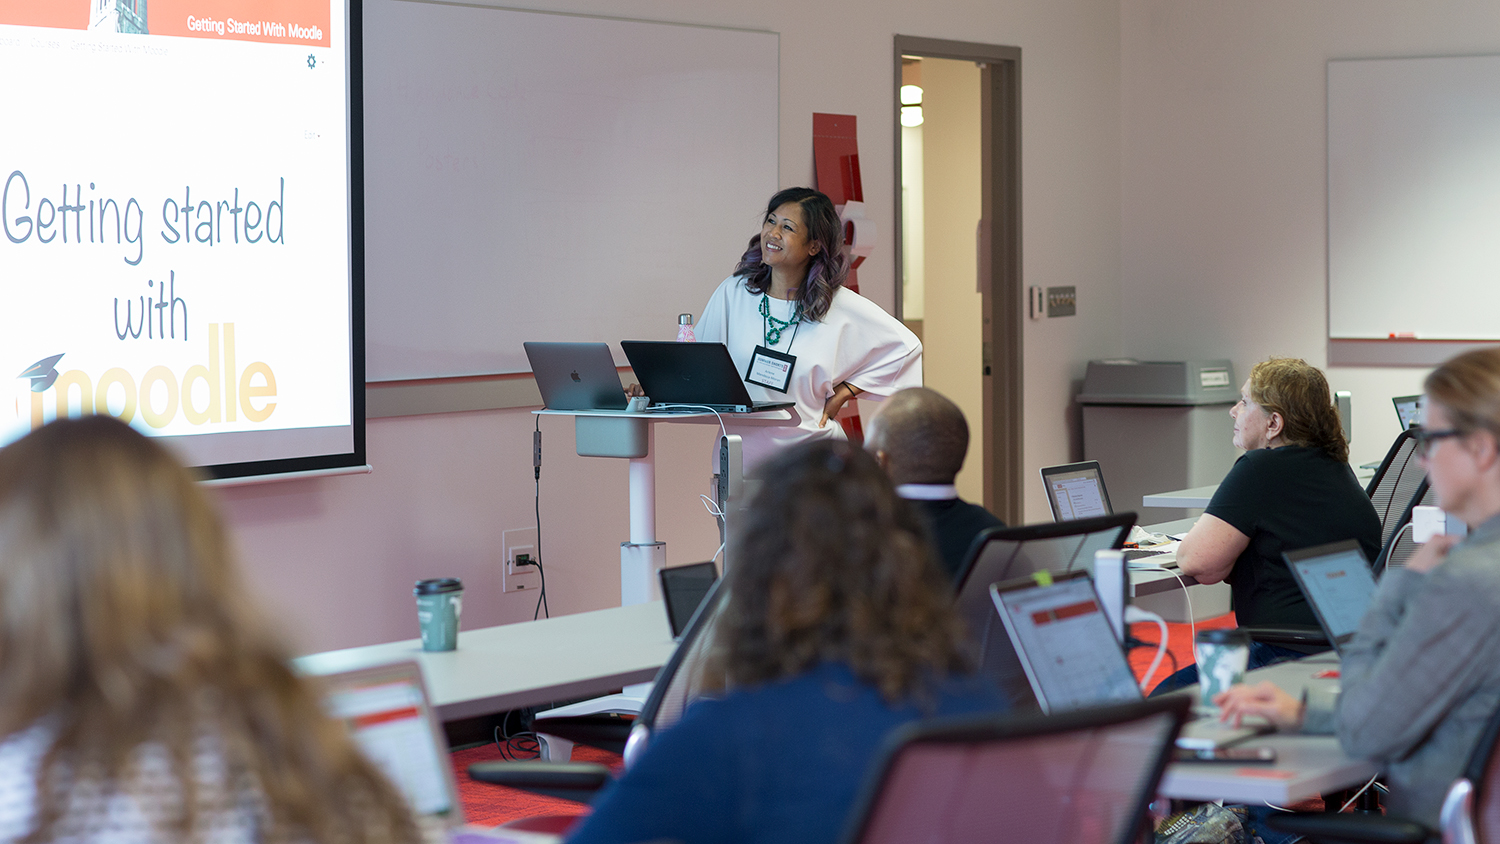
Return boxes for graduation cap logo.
[18,354,65,393]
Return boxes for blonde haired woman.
[0,416,418,844]
[1220,346,1500,829]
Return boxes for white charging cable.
[1124,605,1170,691]
[1130,563,1197,647]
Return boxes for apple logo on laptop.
[570,370,581,382]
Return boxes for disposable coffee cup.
[1194,628,1251,708]
[414,578,464,652]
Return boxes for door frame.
[892,36,1023,524]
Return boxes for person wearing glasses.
[566,441,1005,844]
[1166,358,1382,684]
[1217,346,1500,830]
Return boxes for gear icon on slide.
[307,54,316,69]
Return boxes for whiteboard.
[363,1,779,380]
[1328,55,1500,340]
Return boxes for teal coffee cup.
[414,578,464,651]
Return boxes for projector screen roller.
[0,0,364,479]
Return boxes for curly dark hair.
[731,187,849,321]
[1248,357,1349,463]
[704,440,969,704]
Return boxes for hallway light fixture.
[899,84,923,127]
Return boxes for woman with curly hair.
[567,440,1005,844]
[0,416,419,844]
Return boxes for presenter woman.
[1217,346,1500,829]
[0,417,419,844]
[694,187,921,471]
[566,441,1005,844]
[1167,358,1381,681]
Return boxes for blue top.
[566,662,1007,844]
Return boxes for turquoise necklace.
[759,293,803,347]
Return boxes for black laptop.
[620,341,794,413]
[659,561,719,640]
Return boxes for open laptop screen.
[321,662,461,823]
[659,561,719,639]
[1284,540,1378,652]
[1040,461,1114,522]
[1393,395,1423,430]
[990,572,1141,712]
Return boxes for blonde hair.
[1425,347,1500,444]
[0,416,418,843]
[1247,358,1349,463]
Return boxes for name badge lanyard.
[745,296,800,393]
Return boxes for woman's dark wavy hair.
[703,440,968,704]
[1248,357,1349,463]
[731,187,849,322]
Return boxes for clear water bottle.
[677,313,696,343]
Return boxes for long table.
[294,601,675,722]
[1159,654,1378,804]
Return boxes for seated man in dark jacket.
[865,387,1004,582]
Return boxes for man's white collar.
[895,483,958,500]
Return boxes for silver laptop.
[524,341,628,411]
[320,661,465,833]
[320,662,553,843]
[989,572,1270,750]
[1041,461,1174,565]
[1284,540,1378,655]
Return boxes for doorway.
[893,37,1022,524]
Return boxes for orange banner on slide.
[152,0,331,46]
[0,0,331,47]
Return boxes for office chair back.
[1436,694,1500,844]
[839,696,1190,844]
[622,577,726,768]
[1372,478,1433,578]
[1367,429,1424,538]
[953,514,1134,706]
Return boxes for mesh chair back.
[1372,479,1432,577]
[953,515,1134,707]
[841,697,1190,844]
[626,578,726,767]
[1366,429,1424,537]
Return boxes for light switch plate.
[1046,286,1077,317]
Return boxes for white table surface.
[1159,655,1378,804]
[294,601,675,721]
[1142,484,1220,510]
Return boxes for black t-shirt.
[909,497,1005,584]
[1206,445,1382,628]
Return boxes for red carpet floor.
[454,612,1243,828]
[451,740,620,830]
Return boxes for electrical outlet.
[502,527,540,593]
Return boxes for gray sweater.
[1303,513,1500,827]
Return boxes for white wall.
[221,0,1128,654]
[1119,0,1500,469]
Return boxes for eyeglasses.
[1413,427,1465,457]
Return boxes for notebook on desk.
[620,341,794,413]
[524,341,628,411]
[1040,461,1176,566]
[1284,540,1379,656]
[990,571,1270,750]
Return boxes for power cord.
[1124,605,1170,691]
[493,708,541,760]
[529,415,549,620]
